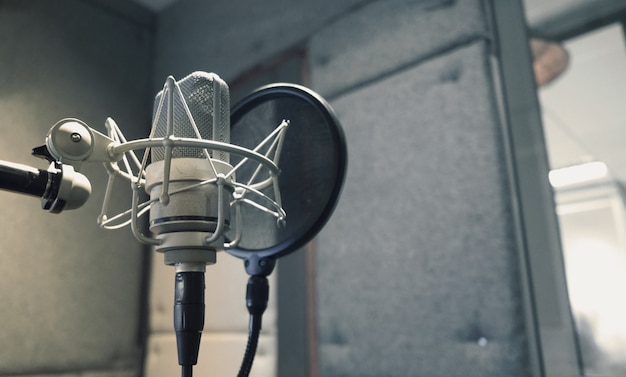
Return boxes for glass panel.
[539,23,626,376]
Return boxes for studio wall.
[0,1,153,376]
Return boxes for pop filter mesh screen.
[229,91,345,256]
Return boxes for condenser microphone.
[0,159,91,213]
[145,72,233,374]
[145,71,233,267]
[36,72,345,377]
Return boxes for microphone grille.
[151,72,230,162]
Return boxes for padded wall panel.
[0,1,152,375]
[312,37,530,377]
[309,0,489,99]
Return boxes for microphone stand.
[0,159,91,213]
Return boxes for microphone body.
[145,72,232,266]
[0,160,91,213]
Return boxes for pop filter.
[226,84,347,262]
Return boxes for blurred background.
[1,0,625,376]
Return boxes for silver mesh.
[151,72,230,162]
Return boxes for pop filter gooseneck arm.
[229,83,347,376]
[236,257,275,377]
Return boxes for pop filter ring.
[226,83,347,261]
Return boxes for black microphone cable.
[237,257,275,377]
[174,265,205,377]
[182,364,193,377]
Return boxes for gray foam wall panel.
[310,0,490,99]
[310,1,531,376]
